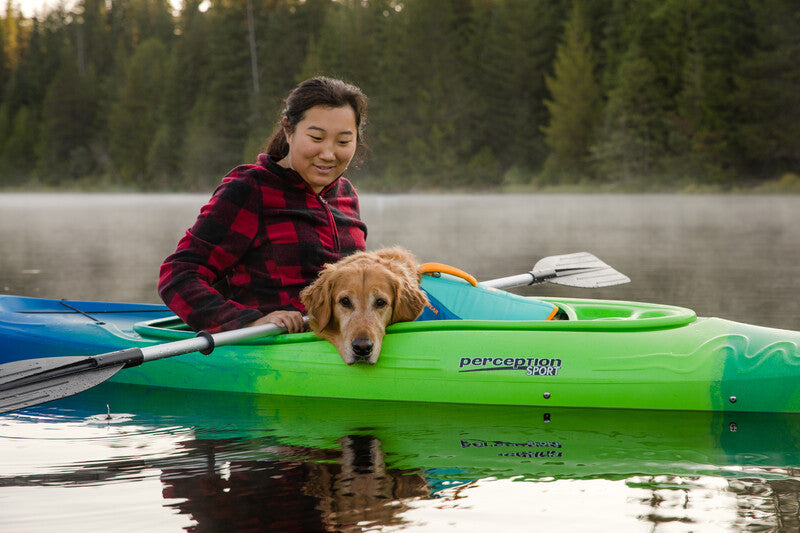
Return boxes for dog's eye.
[375,298,387,309]
[339,297,352,308]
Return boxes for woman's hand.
[247,310,306,333]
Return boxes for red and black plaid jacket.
[158,154,367,332]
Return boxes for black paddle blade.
[0,356,124,414]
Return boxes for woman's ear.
[281,117,292,141]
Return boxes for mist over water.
[2,193,798,328]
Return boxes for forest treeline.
[1,0,799,192]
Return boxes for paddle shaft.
[140,321,290,362]
[480,271,549,290]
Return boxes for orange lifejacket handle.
[418,262,479,287]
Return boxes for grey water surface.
[1,192,798,328]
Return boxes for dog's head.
[300,248,427,365]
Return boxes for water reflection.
[3,384,800,530]
[161,435,428,532]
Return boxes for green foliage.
[541,2,601,182]
[1,105,37,176]
[37,51,100,182]
[108,38,169,186]
[474,0,566,173]
[0,0,797,191]
[593,55,671,184]
[733,0,800,177]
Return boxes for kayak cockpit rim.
[133,297,698,343]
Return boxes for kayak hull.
[2,295,800,412]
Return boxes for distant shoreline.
[3,173,799,195]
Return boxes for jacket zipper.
[317,194,340,252]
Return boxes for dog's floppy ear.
[300,273,334,332]
[392,276,428,323]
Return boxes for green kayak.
[2,288,800,413]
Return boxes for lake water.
[1,192,799,531]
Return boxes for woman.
[158,77,368,334]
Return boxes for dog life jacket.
[416,267,558,321]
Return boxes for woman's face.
[280,104,358,194]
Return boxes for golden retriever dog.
[300,247,427,365]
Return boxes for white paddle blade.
[533,252,630,288]
[480,252,629,290]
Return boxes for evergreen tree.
[74,0,113,77]
[595,0,701,185]
[0,9,69,178]
[0,9,9,91]
[12,13,67,109]
[1,1,34,112]
[150,0,212,187]
[475,0,566,176]
[108,38,169,187]
[37,50,99,181]
[541,2,601,182]
[368,0,476,188]
[674,0,756,182]
[1,0,24,72]
[181,0,253,188]
[733,0,800,178]
[0,104,37,180]
[298,0,389,85]
[254,0,328,120]
[107,0,174,53]
[0,0,798,190]
[592,54,670,184]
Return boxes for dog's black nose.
[352,337,373,359]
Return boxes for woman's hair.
[265,77,368,162]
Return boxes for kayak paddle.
[480,252,630,290]
[0,318,306,414]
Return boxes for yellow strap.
[418,262,478,287]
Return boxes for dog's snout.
[351,337,374,360]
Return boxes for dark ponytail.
[265,77,368,162]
